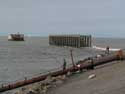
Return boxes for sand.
[47,61,125,94]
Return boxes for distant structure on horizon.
[49,35,92,48]
[8,33,24,41]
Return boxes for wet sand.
[48,61,125,94]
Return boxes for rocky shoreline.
[13,74,70,94]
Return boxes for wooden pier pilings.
[49,35,92,48]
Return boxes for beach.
[47,60,125,94]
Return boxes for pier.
[49,35,92,48]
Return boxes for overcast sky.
[0,0,125,37]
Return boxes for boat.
[8,33,24,41]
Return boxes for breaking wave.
[92,46,120,51]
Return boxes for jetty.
[49,35,92,48]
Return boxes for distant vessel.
[8,33,24,41]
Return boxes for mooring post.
[70,49,75,67]
[87,36,89,47]
[79,36,81,48]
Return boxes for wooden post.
[90,35,92,47]
[70,49,75,67]
[84,36,86,47]
[87,36,89,47]
[79,36,80,47]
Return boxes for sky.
[0,0,125,37]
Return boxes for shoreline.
[12,60,125,94]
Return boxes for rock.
[14,90,21,94]
[51,77,57,82]
[26,89,36,94]
[67,71,72,76]
[41,85,48,93]
[88,74,96,79]
[44,75,53,84]
[56,75,66,80]
[61,75,66,80]
[76,70,80,73]
[13,74,68,94]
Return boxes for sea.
[0,36,124,94]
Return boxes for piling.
[49,35,92,48]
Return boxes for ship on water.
[8,33,24,41]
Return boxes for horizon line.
[0,35,124,39]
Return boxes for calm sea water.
[0,36,125,94]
